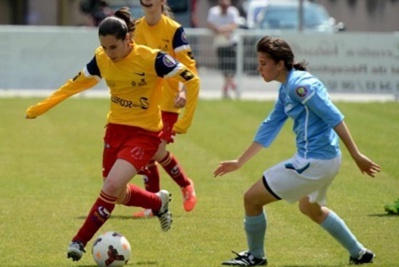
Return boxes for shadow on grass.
[368,213,399,217]
[76,215,136,220]
[282,265,346,267]
[76,215,186,220]
[135,261,159,265]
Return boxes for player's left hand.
[353,153,381,177]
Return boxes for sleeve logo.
[296,87,308,97]
[162,54,177,68]
[180,70,194,81]
[181,32,188,44]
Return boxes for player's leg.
[299,198,375,264]
[157,149,196,212]
[222,177,279,266]
[132,159,161,218]
[157,112,197,212]
[297,155,374,264]
[67,158,135,261]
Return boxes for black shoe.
[67,240,86,261]
[349,249,375,265]
[222,251,267,266]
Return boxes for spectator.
[207,0,240,99]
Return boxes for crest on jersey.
[296,86,308,97]
[181,32,188,44]
[163,55,177,67]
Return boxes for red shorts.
[102,123,162,178]
[159,111,178,142]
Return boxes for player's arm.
[155,52,200,134]
[215,93,287,177]
[334,121,381,177]
[293,82,381,177]
[173,27,197,75]
[172,27,198,109]
[26,57,101,119]
[214,141,263,177]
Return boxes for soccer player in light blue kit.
[214,36,381,266]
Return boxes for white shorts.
[263,154,341,205]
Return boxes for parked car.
[254,0,345,33]
[242,0,345,75]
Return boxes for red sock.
[122,184,162,210]
[72,190,116,246]
[159,152,190,188]
[143,160,160,193]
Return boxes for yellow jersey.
[26,43,199,133]
[134,15,198,115]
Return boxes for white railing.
[0,26,398,101]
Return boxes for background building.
[0,0,399,31]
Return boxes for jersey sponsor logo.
[180,70,194,81]
[111,96,149,109]
[162,54,177,67]
[296,87,308,97]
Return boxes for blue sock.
[320,210,364,258]
[244,211,266,259]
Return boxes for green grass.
[0,98,398,267]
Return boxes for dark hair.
[256,36,307,71]
[98,7,136,39]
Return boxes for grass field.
[0,98,398,267]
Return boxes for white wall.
[1,26,398,100]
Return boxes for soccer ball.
[92,231,131,267]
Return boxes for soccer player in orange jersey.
[26,8,199,262]
[131,0,199,218]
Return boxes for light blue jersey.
[254,70,344,159]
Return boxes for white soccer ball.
[92,231,131,267]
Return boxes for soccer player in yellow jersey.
[25,9,199,262]
[131,0,199,218]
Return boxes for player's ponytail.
[98,7,135,40]
[114,7,136,34]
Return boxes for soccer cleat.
[384,199,399,215]
[181,178,197,212]
[349,249,375,265]
[67,240,86,261]
[132,208,154,219]
[222,251,267,266]
[153,190,172,232]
